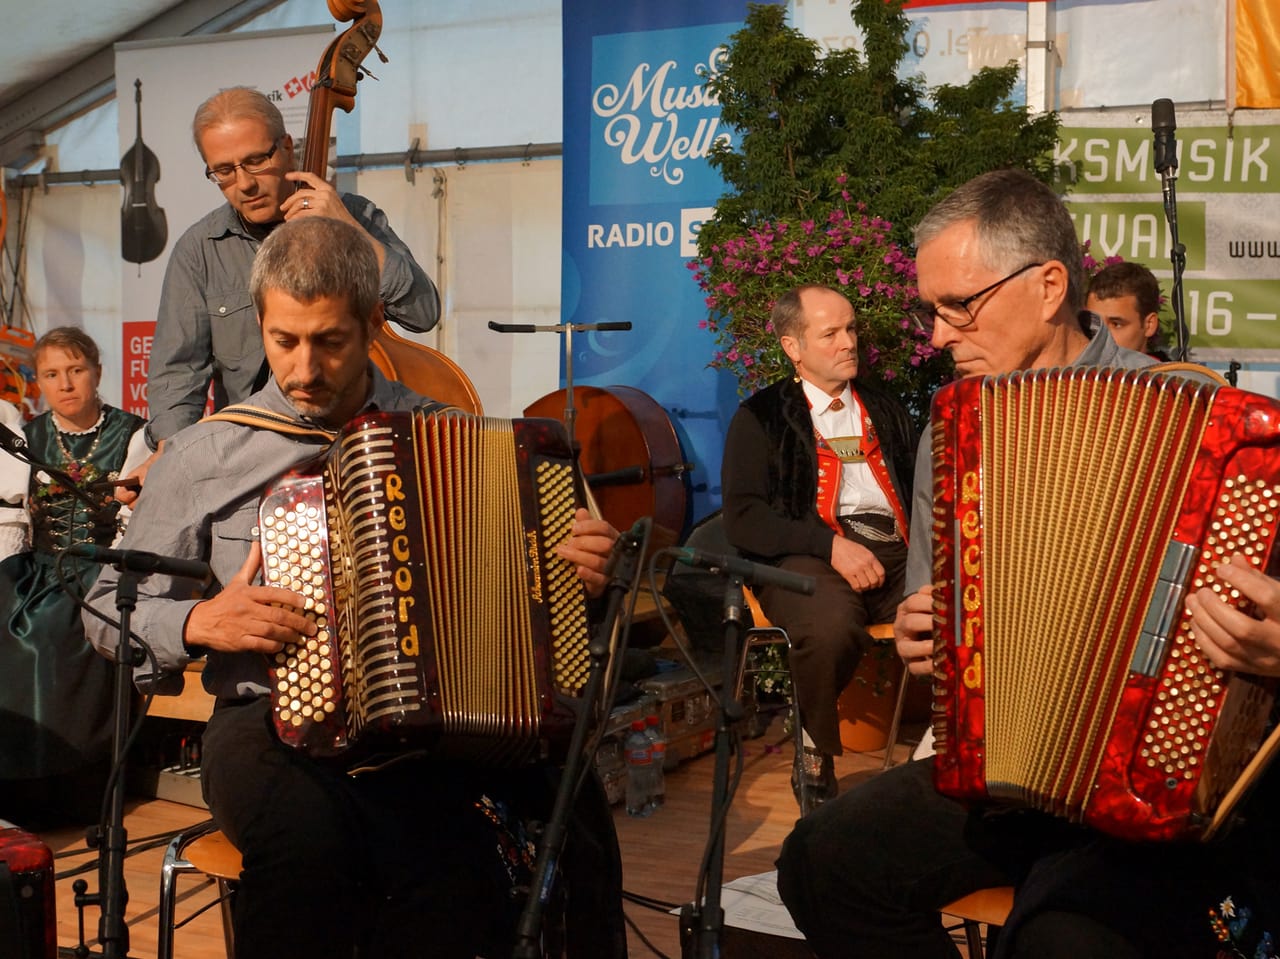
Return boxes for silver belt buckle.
[842,516,899,543]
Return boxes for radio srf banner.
[561,0,758,524]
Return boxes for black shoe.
[791,747,837,815]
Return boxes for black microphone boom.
[66,544,211,582]
[1152,97,1178,174]
[672,547,816,595]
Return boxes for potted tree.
[695,0,1060,741]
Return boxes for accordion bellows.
[931,367,1280,841]
[259,408,591,764]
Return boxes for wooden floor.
[35,717,953,959]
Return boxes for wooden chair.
[940,886,1015,959]
[157,819,243,959]
[737,587,902,810]
[881,658,915,770]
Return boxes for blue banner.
[562,0,761,536]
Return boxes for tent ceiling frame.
[0,0,286,168]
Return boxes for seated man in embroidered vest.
[721,284,915,810]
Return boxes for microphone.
[66,544,211,582]
[0,423,27,456]
[1152,98,1178,175]
[672,547,816,595]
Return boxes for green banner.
[1056,126,1280,195]
[1066,200,1206,272]
[1180,279,1280,350]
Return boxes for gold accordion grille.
[932,367,1280,837]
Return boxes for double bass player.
[139,86,439,463]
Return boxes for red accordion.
[930,367,1280,841]
[259,408,592,763]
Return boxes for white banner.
[791,0,1224,109]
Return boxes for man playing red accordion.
[776,168,1280,959]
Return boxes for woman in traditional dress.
[0,327,147,826]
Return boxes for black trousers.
[777,757,1280,959]
[756,520,906,756]
[201,697,626,959]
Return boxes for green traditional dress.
[0,406,144,790]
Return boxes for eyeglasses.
[908,262,1044,334]
[205,139,283,185]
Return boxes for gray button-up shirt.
[145,196,439,447]
[84,367,425,699]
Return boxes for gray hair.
[192,86,287,158]
[914,169,1085,313]
[249,217,381,322]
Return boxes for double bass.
[305,0,481,413]
[524,385,691,552]
[120,78,167,265]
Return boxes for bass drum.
[523,385,690,552]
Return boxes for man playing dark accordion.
[84,216,627,959]
[776,168,1280,959]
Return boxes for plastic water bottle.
[644,713,667,809]
[624,719,655,817]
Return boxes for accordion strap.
[202,405,338,442]
[1147,361,1230,387]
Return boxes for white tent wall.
[342,159,565,418]
[19,184,126,405]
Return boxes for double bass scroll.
[307,0,481,414]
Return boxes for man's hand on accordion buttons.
[555,508,619,598]
[831,536,885,593]
[183,542,317,654]
[1186,555,1280,677]
[894,585,935,677]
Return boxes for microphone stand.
[1153,101,1189,362]
[0,428,105,513]
[1160,174,1189,362]
[75,568,143,959]
[0,429,138,957]
[511,519,646,959]
[487,320,632,454]
[680,574,748,959]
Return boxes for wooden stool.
[157,820,243,959]
[737,591,902,812]
[940,886,1015,959]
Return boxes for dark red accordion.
[260,408,592,763]
[931,368,1280,841]
[0,823,55,959]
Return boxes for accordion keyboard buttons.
[535,460,591,693]
[1144,476,1279,778]
[263,503,338,728]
